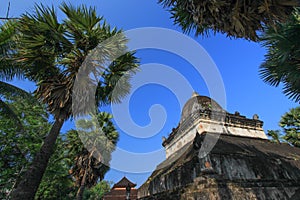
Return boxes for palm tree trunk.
[76,169,88,200]
[10,116,65,200]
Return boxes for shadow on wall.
[138,133,300,200]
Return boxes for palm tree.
[66,112,118,200]
[1,21,49,198]
[0,21,28,127]
[10,3,139,199]
[259,8,300,102]
[158,0,299,41]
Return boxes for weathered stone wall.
[138,133,300,200]
[139,179,300,200]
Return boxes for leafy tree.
[35,136,75,200]
[267,107,300,148]
[82,180,112,200]
[267,130,284,144]
[0,94,50,199]
[0,81,33,128]
[158,0,298,41]
[67,112,118,200]
[280,107,300,147]
[260,8,300,102]
[9,3,138,199]
[35,112,118,200]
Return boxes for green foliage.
[0,81,35,125]
[0,99,117,199]
[67,112,119,198]
[0,22,30,128]
[267,130,284,144]
[280,107,300,147]
[0,95,50,198]
[0,21,23,81]
[159,0,298,41]
[267,107,300,148]
[35,136,75,200]
[15,3,139,118]
[83,180,112,200]
[34,112,118,200]
[260,8,300,102]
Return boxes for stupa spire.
[192,91,200,97]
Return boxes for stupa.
[138,92,300,200]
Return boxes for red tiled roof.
[112,176,136,189]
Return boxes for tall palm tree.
[10,3,139,199]
[159,0,299,41]
[259,8,300,102]
[66,112,118,200]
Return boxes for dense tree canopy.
[267,107,300,148]
[159,0,299,41]
[82,180,111,200]
[35,136,75,200]
[280,107,300,147]
[0,94,50,199]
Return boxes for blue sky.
[1,0,298,187]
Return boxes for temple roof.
[138,132,300,199]
[160,132,300,170]
[112,176,136,189]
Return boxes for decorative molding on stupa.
[163,92,267,158]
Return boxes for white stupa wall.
[165,119,267,158]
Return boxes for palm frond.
[159,0,298,41]
[259,8,300,102]
[0,81,33,100]
[0,20,24,81]
[17,4,65,81]
[95,51,139,106]
[67,112,118,189]
[16,3,139,119]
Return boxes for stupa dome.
[180,91,224,123]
